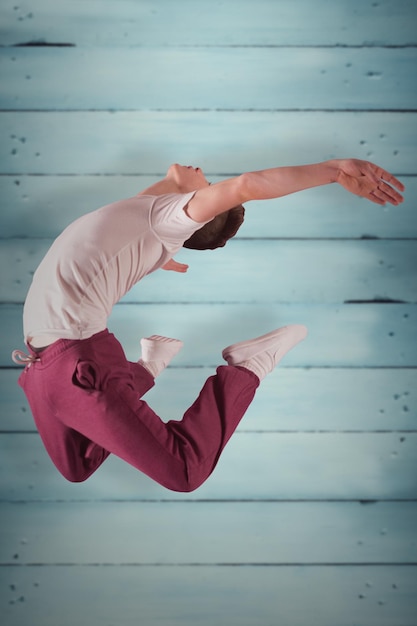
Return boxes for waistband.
[12,329,112,367]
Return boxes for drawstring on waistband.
[11,349,40,367]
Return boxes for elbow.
[239,171,259,202]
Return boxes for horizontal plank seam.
[102,300,417,306]
[120,299,416,306]
[2,108,417,114]
[238,237,417,242]
[241,430,416,434]
[2,498,416,504]
[5,43,417,49]
[2,109,417,114]
[2,562,417,567]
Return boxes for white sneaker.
[139,335,184,378]
[222,325,308,380]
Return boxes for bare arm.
[186,159,405,223]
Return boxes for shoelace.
[11,349,40,366]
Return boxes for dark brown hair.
[183,205,245,250]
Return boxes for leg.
[19,367,111,483]
[50,325,306,491]
[18,330,156,483]
[21,330,259,491]
[19,325,306,492]
[64,358,259,492]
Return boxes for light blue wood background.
[1,1,416,625]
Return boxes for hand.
[161,258,189,273]
[335,159,405,206]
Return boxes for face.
[167,163,210,192]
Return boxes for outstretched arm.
[185,159,405,223]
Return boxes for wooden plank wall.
[1,1,416,624]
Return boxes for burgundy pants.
[18,330,259,492]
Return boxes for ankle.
[138,358,160,379]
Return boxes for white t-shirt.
[23,192,205,345]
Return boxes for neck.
[138,177,179,197]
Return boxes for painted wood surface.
[1,501,417,563]
[2,47,416,111]
[2,111,415,174]
[1,566,416,626]
[1,0,415,46]
[1,0,416,624]
[1,174,416,239]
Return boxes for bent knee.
[61,469,92,483]
[57,462,99,484]
[166,473,208,493]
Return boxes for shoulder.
[185,175,247,222]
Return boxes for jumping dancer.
[12,158,404,491]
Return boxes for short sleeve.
[149,192,210,251]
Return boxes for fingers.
[368,162,405,193]
[161,259,189,273]
[380,180,404,204]
[340,160,405,206]
[369,180,404,206]
[170,261,189,273]
[368,191,387,206]
[366,163,405,205]
[377,168,405,193]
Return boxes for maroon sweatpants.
[18,329,259,492]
